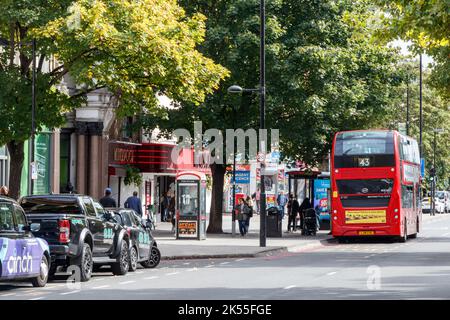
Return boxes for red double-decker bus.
[331,130,421,242]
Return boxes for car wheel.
[77,243,93,282]
[129,246,138,272]
[140,246,161,269]
[112,240,129,276]
[31,255,49,287]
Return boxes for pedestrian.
[160,192,170,222]
[99,188,117,208]
[298,197,313,232]
[277,191,288,218]
[125,191,143,217]
[0,186,11,198]
[245,195,254,232]
[287,194,300,232]
[169,194,176,233]
[254,188,261,214]
[235,198,250,236]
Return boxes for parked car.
[107,208,161,271]
[19,194,130,282]
[0,196,50,287]
[422,197,445,214]
[436,191,450,213]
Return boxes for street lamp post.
[432,128,444,215]
[232,106,237,237]
[227,0,267,247]
[28,38,37,196]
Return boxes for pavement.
[153,214,332,260]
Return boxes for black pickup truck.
[19,194,130,282]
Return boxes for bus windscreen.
[334,131,395,168]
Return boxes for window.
[93,201,106,218]
[122,212,133,226]
[334,131,395,168]
[402,185,414,208]
[335,131,395,156]
[131,211,142,226]
[59,133,71,192]
[0,202,15,232]
[83,198,96,217]
[14,206,27,232]
[21,197,81,214]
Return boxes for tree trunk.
[6,141,25,200]
[206,163,226,234]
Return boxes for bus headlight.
[333,210,337,214]
[333,216,338,220]
[335,169,339,173]
[394,215,399,219]
[394,209,398,213]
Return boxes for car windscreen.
[20,197,82,214]
[436,192,445,199]
[334,131,395,168]
[0,202,15,231]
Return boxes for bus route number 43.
[358,158,370,167]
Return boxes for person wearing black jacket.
[287,194,300,232]
[99,188,117,208]
[298,197,313,231]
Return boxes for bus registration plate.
[358,231,375,236]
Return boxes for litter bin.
[267,206,282,237]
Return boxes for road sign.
[257,152,265,163]
[231,171,250,184]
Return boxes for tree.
[375,0,450,99]
[0,0,228,199]
[141,0,406,233]
[384,61,450,191]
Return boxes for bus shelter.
[286,168,331,230]
[175,171,207,240]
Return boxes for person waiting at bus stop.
[298,197,313,231]
[287,194,300,232]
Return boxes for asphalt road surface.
[2,214,450,300]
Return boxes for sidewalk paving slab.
[153,215,333,260]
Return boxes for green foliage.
[149,0,404,167]
[375,0,450,99]
[0,0,229,146]
[384,61,450,190]
[124,165,142,187]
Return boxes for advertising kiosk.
[176,171,207,240]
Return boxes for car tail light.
[126,227,131,236]
[59,219,70,243]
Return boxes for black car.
[20,194,130,282]
[107,208,161,271]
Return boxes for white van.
[436,191,450,213]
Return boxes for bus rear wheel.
[399,220,408,243]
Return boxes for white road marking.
[144,276,158,280]
[204,265,214,268]
[60,290,80,295]
[220,262,230,265]
[29,297,45,300]
[94,278,106,281]
[284,285,296,290]
[92,285,110,289]
[187,268,198,272]
[326,272,337,276]
[135,271,144,274]
[235,258,245,262]
[166,272,180,276]
[119,281,135,285]
[183,262,190,265]
[0,293,16,297]
[442,232,450,237]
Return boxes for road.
[2,214,450,300]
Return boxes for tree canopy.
[0,0,228,198]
